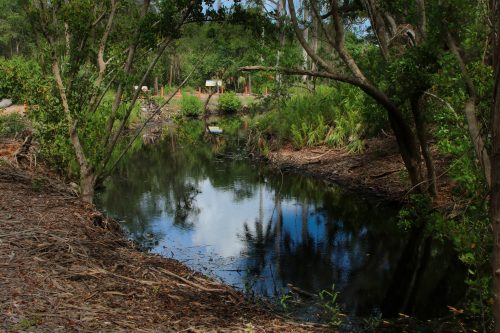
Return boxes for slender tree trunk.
[415,0,427,41]
[275,0,286,85]
[52,58,96,203]
[447,32,492,187]
[169,58,173,87]
[491,1,500,330]
[302,1,310,82]
[492,75,500,333]
[411,95,437,196]
[386,112,424,190]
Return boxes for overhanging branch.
[239,65,407,128]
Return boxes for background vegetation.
[0,0,499,330]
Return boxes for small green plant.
[218,92,241,114]
[279,292,292,313]
[31,177,43,192]
[319,284,343,327]
[362,312,384,331]
[180,95,203,117]
[14,317,41,330]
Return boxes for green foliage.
[174,119,205,143]
[0,1,32,57]
[180,95,203,117]
[216,117,242,136]
[218,92,241,114]
[0,113,27,137]
[397,194,436,231]
[398,192,492,318]
[279,293,292,313]
[0,57,40,103]
[251,85,380,151]
[319,285,343,327]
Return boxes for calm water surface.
[97,137,464,322]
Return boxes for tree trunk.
[491,82,500,332]
[447,32,492,187]
[302,1,310,82]
[80,171,97,204]
[412,95,437,196]
[275,0,286,86]
[51,58,96,204]
[491,1,500,329]
[363,0,391,60]
[464,97,492,187]
[387,112,424,191]
[154,76,159,95]
[169,58,173,87]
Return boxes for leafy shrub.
[0,57,41,103]
[180,95,203,117]
[218,92,241,114]
[251,85,373,151]
[0,113,27,137]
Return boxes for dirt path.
[0,163,331,332]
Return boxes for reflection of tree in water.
[240,187,275,275]
[99,136,263,233]
[236,179,410,314]
[97,143,208,234]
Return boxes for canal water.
[96,135,465,324]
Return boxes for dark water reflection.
[97,139,464,321]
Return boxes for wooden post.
[265,86,268,96]
[160,86,164,97]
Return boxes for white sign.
[205,80,223,87]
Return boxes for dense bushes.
[180,94,203,117]
[251,85,386,151]
[0,57,41,103]
[218,92,241,113]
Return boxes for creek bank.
[0,159,331,332]
[262,137,454,208]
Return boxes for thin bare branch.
[103,67,196,177]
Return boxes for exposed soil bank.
[0,160,331,332]
[265,137,453,208]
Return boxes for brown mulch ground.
[0,160,332,332]
[267,137,454,208]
